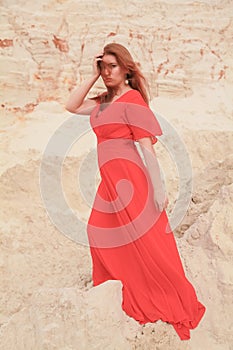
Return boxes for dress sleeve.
[124,91,162,144]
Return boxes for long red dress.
[87,89,206,340]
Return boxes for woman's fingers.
[155,196,169,212]
[94,52,104,63]
[163,196,169,210]
[92,52,103,77]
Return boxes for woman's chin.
[104,80,114,87]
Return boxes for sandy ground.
[1,0,233,349]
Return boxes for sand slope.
[1,0,233,349]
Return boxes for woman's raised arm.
[65,53,103,115]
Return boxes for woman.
[66,43,206,340]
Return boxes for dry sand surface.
[0,0,233,349]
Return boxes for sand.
[0,0,233,349]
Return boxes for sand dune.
[1,0,233,349]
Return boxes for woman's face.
[99,54,126,88]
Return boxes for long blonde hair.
[97,43,150,105]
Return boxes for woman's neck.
[107,86,132,99]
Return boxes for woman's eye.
[111,64,117,68]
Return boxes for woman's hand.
[92,52,103,78]
[154,193,169,212]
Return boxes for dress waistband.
[97,137,134,145]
